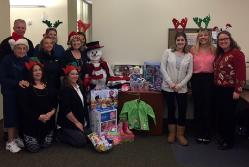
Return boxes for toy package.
[89,108,117,136]
[87,132,113,152]
[129,66,148,91]
[105,130,122,145]
[143,61,162,90]
[112,64,143,77]
[89,89,119,136]
[90,89,118,111]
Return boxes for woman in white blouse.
[57,65,89,147]
[160,31,193,146]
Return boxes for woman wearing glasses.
[214,30,246,150]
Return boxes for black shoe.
[196,138,203,144]
[202,138,211,144]
[217,142,232,150]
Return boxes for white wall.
[0,0,10,120]
[10,0,69,48]
[92,0,249,66]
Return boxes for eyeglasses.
[218,38,230,42]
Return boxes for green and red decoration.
[25,58,43,71]
[63,64,80,75]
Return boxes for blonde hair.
[192,29,216,55]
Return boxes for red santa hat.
[67,31,81,44]
[9,38,29,51]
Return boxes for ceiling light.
[10,0,48,8]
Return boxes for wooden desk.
[118,90,165,136]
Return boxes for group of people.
[0,18,246,154]
[160,29,246,150]
[0,19,92,153]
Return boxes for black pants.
[58,128,87,147]
[191,73,214,138]
[214,86,238,145]
[163,91,187,126]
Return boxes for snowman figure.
[86,41,113,89]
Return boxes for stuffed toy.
[85,41,130,90]
[86,41,113,89]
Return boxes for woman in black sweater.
[34,36,61,91]
[57,65,89,147]
[18,61,58,152]
[62,32,89,81]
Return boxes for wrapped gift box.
[143,61,162,90]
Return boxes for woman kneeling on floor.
[57,65,89,147]
[18,61,58,153]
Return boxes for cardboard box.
[90,89,118,111]
[89,89,119,135]
[89,109,117,136]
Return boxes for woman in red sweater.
[214,30,246,150]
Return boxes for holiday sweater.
[214,49,246,93]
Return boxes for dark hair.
[62,71,82,89]
[171,31,188,53]
[27,64,46,85]
[216,31,240,56]
[45,27,57,34]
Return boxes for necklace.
[32,83,48,97]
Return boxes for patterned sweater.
[214,49,246,93]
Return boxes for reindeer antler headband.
[77,20,91,33]
[42,19,63,28]
[172,17,188,32]
[193,15,211,29]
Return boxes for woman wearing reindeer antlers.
[34,19,65,60]
[161,17,193,146]
[214,30,246,150]
[191,15,216,145]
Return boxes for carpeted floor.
[0,132,180,167]
[171,135,249,167]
